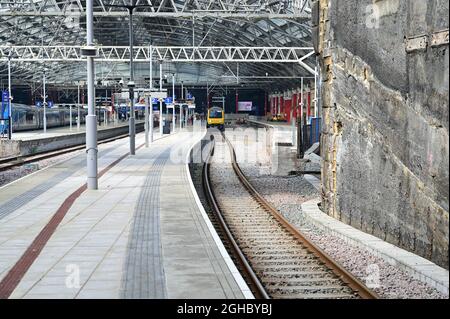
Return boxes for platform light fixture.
[84,0,98,190]
[103,0,153,155]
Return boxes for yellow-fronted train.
[206,106,225,131]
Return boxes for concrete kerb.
[184,131,254,299]
[300,198,449,295]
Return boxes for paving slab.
[1,127,249,299]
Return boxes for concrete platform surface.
[0,126,249,299]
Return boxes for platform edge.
[301,197,449,296]
[184,132,255,300]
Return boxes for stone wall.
[319,0,449,268]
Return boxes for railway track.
[0,132,131,172]
[203,131,378,299]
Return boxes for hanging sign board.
[238,101,253,111]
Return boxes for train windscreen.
[209,109,223,119]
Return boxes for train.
[206,106,225,131]
[0,103,112,133]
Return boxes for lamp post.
[180,81,183,130]
[128,4,136,155]
[159,62,163,136]
[104,0,153,154]
[84,0,98,190]
[43,71,47,134]
[149,45,154,144]
[77,83,81,131]
[172,73,175,133]
[7,54,12,139]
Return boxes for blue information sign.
[1,91,10,134]
[152,98,159,104]
[164,97,173,104]
[1,91,9,117]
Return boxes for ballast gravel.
[238,158,447,299]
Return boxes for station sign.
[164,97,173,104]
[1,91,9,118]
[2,91,9,113]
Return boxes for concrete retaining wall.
[0,122,144,159]
[319,0,449,268]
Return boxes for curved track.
[203,131,378,299]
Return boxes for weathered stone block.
[319,0,449,269]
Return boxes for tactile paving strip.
[120,148,171,299]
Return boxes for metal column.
[180,105,183,130]
[145,98,149,147]
[43,72,47,134]
[181,81,184,99]
[297,77,304,158]
[149,97,154,143]
[149,45,153,90]
[7,56,12,139]
[235,89,238,114]
[86,0,98,190]
[314,66,318,118]
[149,45,153,144]
[77,84,80,131]
[128,5,136,155]
[172,74,175,133]
[159,62,163,136]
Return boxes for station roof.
[0,0,314,92]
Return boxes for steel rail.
[202,134,270,299]
[222,133,379,299]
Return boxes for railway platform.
[1,121,146,161]
[10,121,139,141]
[246,118,295,146]
[0,127,250,299]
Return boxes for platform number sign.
[1,91,10,135]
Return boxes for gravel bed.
[0,149,84,187]
[238,157,448,299]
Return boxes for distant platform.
[10,121,135,141]
[1,121,145,160]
